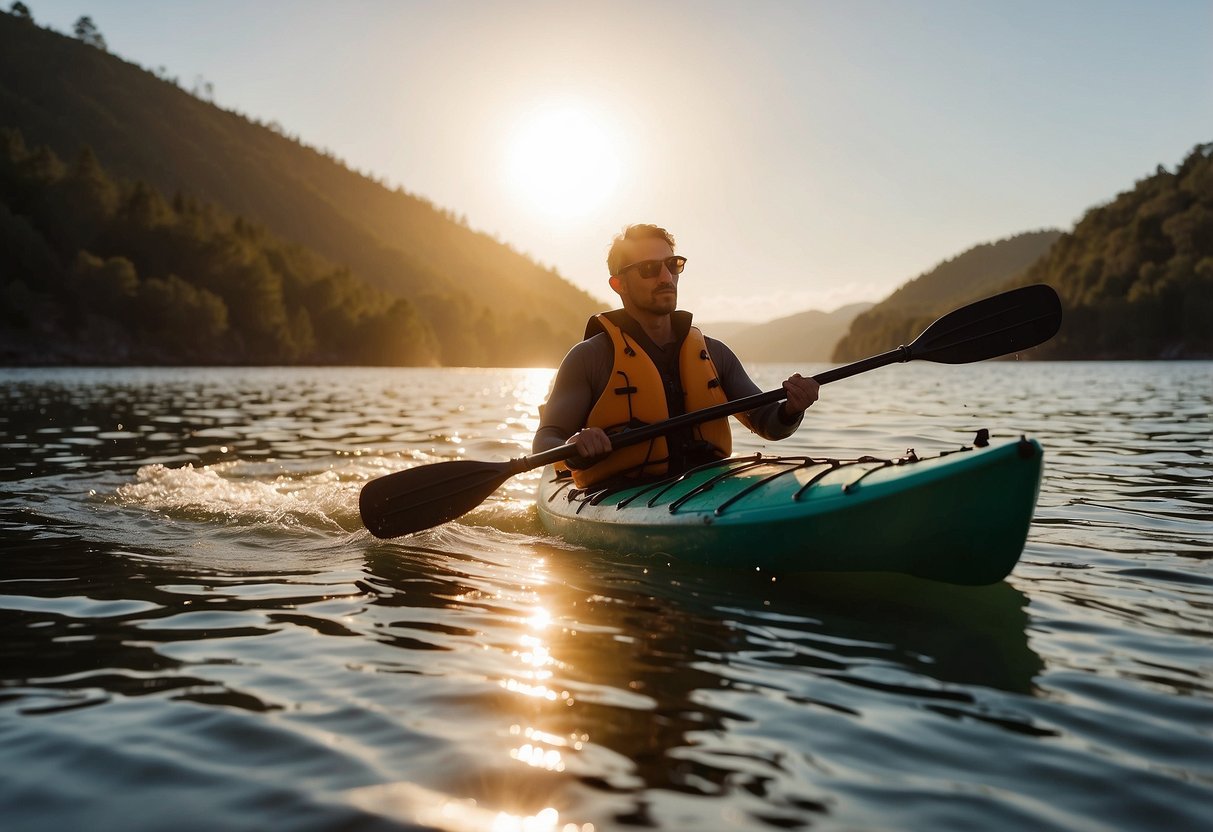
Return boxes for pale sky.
[24,0,1213,322]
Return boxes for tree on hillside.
[72,15,105,50]
[1017,142,1213,359]
[32,147,118,255]
[135,274,229,359]
[70,251,137,319]
[358,299,437,366]
[0,17,600,365]
[8,3,32,22]
[0,201,59,292]
[832,231,1060,361]
[0,129,444,365]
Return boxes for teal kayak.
[536,437,1043,585]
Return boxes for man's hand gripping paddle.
[360,284,1062,539]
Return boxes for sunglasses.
[616,255,688,279]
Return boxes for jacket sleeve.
[532,335,613,454]
[707,338,803,441]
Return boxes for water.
[1,362,1210,831]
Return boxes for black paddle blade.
[909,284,1062,364]
[359,459,513,539]
[357,284,1062,537]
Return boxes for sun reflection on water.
[346,782,594,832]
[355,509,598,832]
[500,569,587,785]
[507,724,589,774]
[504,369,556,445]
[501,603,575,706]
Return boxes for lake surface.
[1,362,1210,831]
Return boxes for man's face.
[611,236,679,316]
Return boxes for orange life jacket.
[561,311,731,488]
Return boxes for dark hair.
[607,224,676,276]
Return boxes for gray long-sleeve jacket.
[533,312,801,457]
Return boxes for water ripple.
[1,363,1211,831]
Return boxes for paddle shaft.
[522,345,909,473]
[360,284,1060,538]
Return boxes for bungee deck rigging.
[547,438,1001,517]
[358,285,1062,543]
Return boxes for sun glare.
[505,106,621,219]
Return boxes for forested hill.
[2,130,438,365]
[1012,144,1213,359]
[835,144,1213,361]
[0,10,600,366]
[832,230,1062,361]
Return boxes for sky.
[24,0,1213,322]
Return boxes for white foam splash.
[113,460,365,533]
[111,455,543,538]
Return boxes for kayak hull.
[536,438,1044,585]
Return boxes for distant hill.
[1012,143,1213,359]
[0,11,599,366]
[703,303,874,363]
[696,321,753,344]
[832,230,1062,361]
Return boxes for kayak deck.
[536,437,1044,585]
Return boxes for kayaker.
[534,223,819,488]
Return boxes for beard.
[633,282,678,315]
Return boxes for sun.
[504,105,622,219]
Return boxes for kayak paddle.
[360,283,1061,539]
